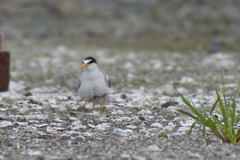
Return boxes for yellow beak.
[81,63,89,69]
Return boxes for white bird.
[77,56,111,111]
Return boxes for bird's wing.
[103,73,111,88]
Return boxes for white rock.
[83,132,93,137]
[114,128,133,134]
[58,87,70,94]
[9,81,25,91]
[138,110,152,115]
[46,126,58,134]
[71,120,83,130]
[32,123,48,128]
[14,122,28,126]
[1,96,16,104]
[27,150,42,156]
[166,106,178,113]
[140,127,149,134]
[126,125,137,129]
[147,145,161,151]
[56,96,68,101]
[121,154,131,158]
[161,84,175,96]
[50,105,60,109]
[149,116,155,120]
[124,62,134,69]
[121,117,132,122]
[178,126,190,132]
[87,124,96,128]
[19,107,30,114]
[202,53,235,69]
[23,126,38,134]
[150,122,163,128]
[156,130,168,138]
[95,123,110,131]
[0,121,12,128]
[180,119,196,127]
[47,98,56,105]
[180,76,195,84]
[163,126,174,133]
[117,110,125,115]
[0,114,17,121]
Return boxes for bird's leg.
[100,105,105,112]
[92,104,95,110]
[80,101,87,110]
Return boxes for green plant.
[177,72,240,143]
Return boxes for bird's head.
[81,56,98,71]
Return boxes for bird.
[77,56,111,111]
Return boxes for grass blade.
[188,121,197,137]
[177,90,219,132]
[217,91,232,133]
[202,124,206,138]
[210,97,219,114]
[176,110,200,121]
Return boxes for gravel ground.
[1,1,240,159]
[1,39,240,159]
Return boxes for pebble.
[162,84,175,96]
[23,126,38,134]
[138,116,145,121]
[71,120,83,130]
[161,101,176,108]
[120,93,128,100]
[0,121,13,128]
[156,130,168,138]
[117,110,125,115]
[32,123,48,128]
[150,122,163,129]
[0,114,17,121]
[147,145,161,151]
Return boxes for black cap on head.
[82,56,97,64]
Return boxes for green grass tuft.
[177,71,240,143]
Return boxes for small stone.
[32,123,48,128]
[0,114,17,121]
[150,122,163,128]
[58,87,69,94]
[87,124,96,128]
[47,98,56,105]
[156,130,168,138]
[23,126,38,134]
[163,125,174,133]
[162,84,175,96]
[0,121,12,128]
[120,93,127,100]
[161,101,176,108]
[24,91,32,97]
[2,96,16,104]
[147,145,161,151]
[138,116,145,121]
[71,120,83,130]
[117,110,125,115]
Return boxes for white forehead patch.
[83,59,91,64]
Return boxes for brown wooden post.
[0,34,10,91]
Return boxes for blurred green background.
[1,0,240,52]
